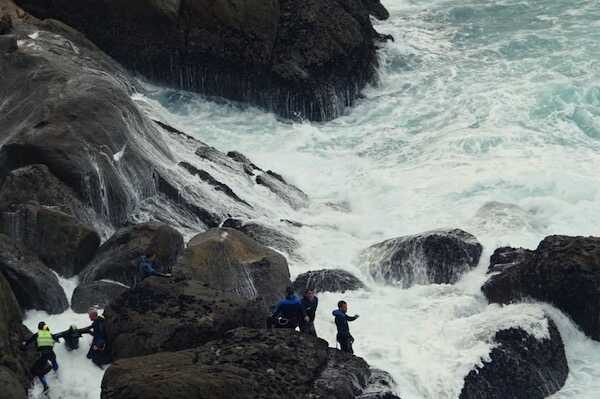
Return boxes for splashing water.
[24,0,600,397]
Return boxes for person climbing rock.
[135,250,171,286]
[82,307,111,368]
[300,288,319,336]
[332,300,359,354]
[21,322,60,393]
[269,286,305,330]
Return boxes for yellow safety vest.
[37,329,54,348]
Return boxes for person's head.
[145,250,157,261]
[304,288,315,301]
[88,307,99,321]
[337,300,348,313]
[285,286,294,298]
[37,321,48,331]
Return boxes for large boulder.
[103,278,265,360]
[0,234,68,314]
[222,218,299,255]
[0,272,30,399]
[79,223,184,286]
[292,269,366,293]
[70,280,129,314]
[482,235,600,341]
[0,204,100,277]
[361,229,483,288]
[102,327,396,399]
[460,318,568,399]
[16,0,391,121]
[180,228,291,308]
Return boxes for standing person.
[83,307,111,368]
[270,286,305,330]
[300,288,318,337]
[136,250,171,286]
[332,300,359,354]
[21,322,59,393]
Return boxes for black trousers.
[300,321,317,337]
[337,334,354,354]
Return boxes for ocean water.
[24,0,600,397]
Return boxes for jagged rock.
[358,369,401,399]
[179,228,291,309]
[256,171,309,210]
[292,269,365,293]
[79,222,183,286]
[70,280,128,314]
[0,13,13,34]
[0,234,68,314]
[482,235,600,341]
[460,319,568,399]
[0,164,101,230]
[0,204,100,277]
[16,0,391,121]
[222,218,299,255]
[226,151,262,175]
[101,327,392,399]
[178,162,251,207]
[103,278,265,360]
[361,229,483,288]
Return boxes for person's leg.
[307,322,317,337]
[48,351,59,371]
[39,374,48,391]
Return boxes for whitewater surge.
[23,0,600,397]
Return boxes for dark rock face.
[71,280,129,314]
[103,278,265,360]
[0,272,31,399]
[256,171,309,210]
[180,228,291,309]
[0,204,100,277]
[0,234,68,314]
[361,229,483,288]
[222,218,299,255]
[358,369,401,399]
[460,319,568,399]
[483,235,600,341]
[101,327,392,399]
[16,0,391,121]
[79,223,184,286]
[292,269,365,293]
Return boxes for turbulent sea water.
[25,0,600,398]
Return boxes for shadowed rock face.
[292,269,365,293]
[15,0,391,121]
[179,228,291,309]
[101,327,398,399]
[361,229,483,288]
[483,235,600,341]
[460,319,568,399]
[70,280,128,314]
[0,234,68,314]
[103,278,265,360]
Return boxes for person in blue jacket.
[136,250,171,285]
[270,287,305,329]
[332,300,359,354]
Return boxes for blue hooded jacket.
[273,295,305,327]
[332,309,358,336]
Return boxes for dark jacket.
[23,332,59,351]
[137,256,163,281]
[82,316,108,347]
[273,295,305,328]
[301,297,318,322]
[332,309,358,336]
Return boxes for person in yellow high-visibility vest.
[21,321,60,393]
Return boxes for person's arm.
[346,314,359,322]
[21,333,37,348]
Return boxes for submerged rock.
[361,229,483,288]
[16,0,391,121]
[222,218,299,255]
[292,269,366,293]
[71,280,129,314]
[0,234,68,314]
[0,204,100,277]
[482,235,600,341]
[102,327,394,399]
[104,278,264,360]
[460,318,568,399]
[180,228,291,309]
[79,222,183,286]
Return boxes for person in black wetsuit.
[332,300,359,354]
[299,288,318,337]
[83,307,111,368]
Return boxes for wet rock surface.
[222,218,299,255]
[292,269,366,293]
[256,171,309,210]
[103,278,265,360]
[460,318,568,399]
[71,280,129,314]
[79,222,184,286]
[483,235,600,341]
[361,229,483,287]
